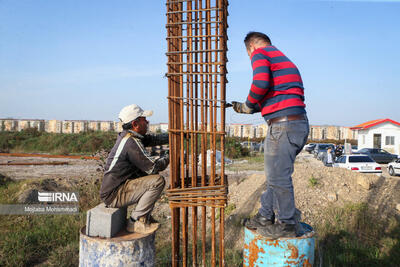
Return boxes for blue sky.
[0,0,399,126]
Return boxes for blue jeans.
[259,117,309,224]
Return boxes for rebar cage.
[165,0,229,266]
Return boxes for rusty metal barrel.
[79,227,156,267]
[243,223,315,266]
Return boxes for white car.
[334,155,382,174]
[388,159,400,176]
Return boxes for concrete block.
[86,203,127,238]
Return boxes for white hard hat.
[118,104,153,124]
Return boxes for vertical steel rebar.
[198,1,208,265]
[188,3,198,266]
[167,2,180,266]
[166,1,228,266]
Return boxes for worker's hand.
[232,101,255,114]
[163,152,170,165]
[158,153,169,170]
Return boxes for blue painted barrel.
[243,223,315,267]
[79,227,156,267]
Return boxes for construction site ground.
[1,151,400,264]
[0,151,396,180]
[1,151,400,226]
[0,155,101,181]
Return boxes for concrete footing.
[85,203,126,238]
[79,227,156,267]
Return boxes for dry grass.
[0,175,100,266]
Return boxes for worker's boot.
[126,216,159,234]
[256,209,301,239]
[244,212,274,230]
[294,208,305,236]
[256,222,297,239]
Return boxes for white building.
[149,123,169,133]
[351,119,400,155]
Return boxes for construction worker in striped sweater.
[100,104,169,234]
[232,32,309,239]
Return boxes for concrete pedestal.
[79,227,156,267]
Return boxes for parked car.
[240,141,261,152]
[388,159,400,176]
[304,143,316,153]
[351,145,358,153]
[357,148,398,164]
[312,143,335,160]
[334,155,382,174]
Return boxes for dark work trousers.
[259,117,309,224]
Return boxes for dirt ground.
[1,151,400,252]
[0,155,102,181]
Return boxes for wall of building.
[0,118,358,142]
[309,125,357,141]
[228,124,357,141]
[227,124,252,138]
[0,119,119,134]
[149,123,169,133]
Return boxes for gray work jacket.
[100,130,169,205]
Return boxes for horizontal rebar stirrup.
[166,0,229,266]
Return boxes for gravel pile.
[228,152,400,228]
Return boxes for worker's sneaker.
[256,222,297,239]
[126,216,159,234]
[244,212,274,230]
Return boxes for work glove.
[154,152,170,173]
[232,101,255,114]
[163,152,170,165]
